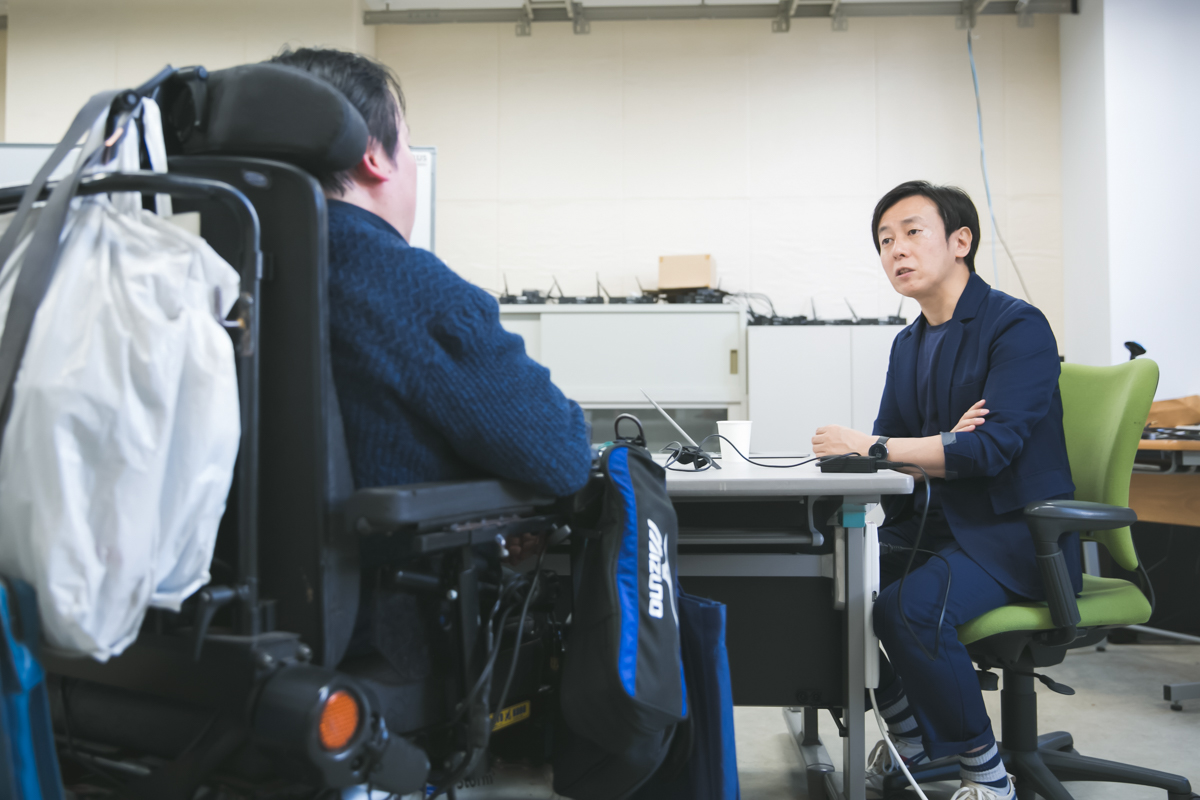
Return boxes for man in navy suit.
[812,181,1075,800]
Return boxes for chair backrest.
[172,155,359,668]
[157,62,369,668]
[1059,359,1159,570]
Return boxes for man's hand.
[812,425,875,457]
[953,399,988,433]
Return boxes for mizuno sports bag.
[558,438,687,756]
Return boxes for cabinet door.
[500,313,542,362]
[851,327,902,433]
[539,310,743,406]
[748,327,852,454]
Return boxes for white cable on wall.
[967,30,1034,304]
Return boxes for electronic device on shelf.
[845,298,908,326]
[747,312,811,326]
[604,280,662,309]
[599,277,657,305]
[550,276,603,305]
[498,275,548,305]
[659,287,728,304]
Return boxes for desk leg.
[840,506,872,800]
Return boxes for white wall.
[377,15,1065,338]
[0,28,7,142]
[2,6,1066,342]
[5,0,376,144]
[1060,0,1109,368]
[1060,0,1200,399]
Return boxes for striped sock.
[959,741,1010,792]
[878,692,924,759]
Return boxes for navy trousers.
[873,516,1023,760]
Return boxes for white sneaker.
[950,775,1016,800]
[865,736,929,796]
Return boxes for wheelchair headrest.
[162,63,368,174]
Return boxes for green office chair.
[885,360,1196,800]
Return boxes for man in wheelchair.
[269,42,592,714]
[4,52,596,800]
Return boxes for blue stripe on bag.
[679,641,688,717]
[608,447,640,697]
[0,584,44,800]
[672,578,688,718]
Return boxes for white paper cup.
[716,420,752,462]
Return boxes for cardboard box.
[658,254,715,290]
[1146,395,1200,428]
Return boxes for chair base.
[879,671,1196,799]
[884,738,1194,799]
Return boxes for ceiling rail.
[364,0,1071,27]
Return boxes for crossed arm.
[811,400,989,480]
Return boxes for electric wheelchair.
[0,64,570,799]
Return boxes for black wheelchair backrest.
[171,156,359,669]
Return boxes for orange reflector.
[319,690,360,751]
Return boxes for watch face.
[869,442,887,459]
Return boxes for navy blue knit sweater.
[326,200,592,497]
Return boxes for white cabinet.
[748,326,904,453]
[851,326,899,432]
[499,305,746,412]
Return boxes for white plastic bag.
[0,94,242,660]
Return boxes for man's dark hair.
[871,181,980,273]
[271,47,406,195]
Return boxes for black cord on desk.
[662,435,843,471]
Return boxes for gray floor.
[417,643,1199,799]
[736,643,1200,799]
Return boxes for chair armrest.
[1024,500,1138,547]
[347,480,555,535]
[1023,500,1136,641]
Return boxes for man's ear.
[351,139,392,186]
[951,226,973,260]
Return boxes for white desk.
[664,461,913,800]
[665,460,912,498]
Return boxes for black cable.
[444,578,526,728]
[494,544,548,720]
[876,461,946,662]
[662,434,835,471]
[661,440,719,472]
[1137,554,1158,620]
[431,546,548,799]
[426,569,531,737]
[697,434,823,468]
[879,540,954,662]
[1142,528,1173,575]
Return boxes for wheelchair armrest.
[1023,500,1135,641]
[347,480,555,534]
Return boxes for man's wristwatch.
[868,436,890,459]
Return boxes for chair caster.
[1170,701,1183,711]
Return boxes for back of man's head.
[871,181,981,273]
[271,47,406,196]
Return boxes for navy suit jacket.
[874,273,1080,600]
